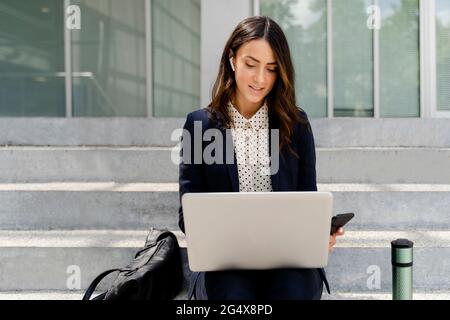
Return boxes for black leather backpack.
[83,228,183,300]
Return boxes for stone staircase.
[0,118,449,300]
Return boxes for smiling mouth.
[249,85,264,92]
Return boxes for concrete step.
[0,290,449,300]
[0,183,448,230]
[0,290,92,300]
[321,290,450,300]
[0,118,185,147]
[0,230,449,292]
[316,147,450,184]
[0,290,188,300]
[1,118,449,148]
[310,118,450,148]
[326,230,450,292]
[0,146,176,183]
[0,182,180,230]
[0,230,186,292]
[0,146,449,184]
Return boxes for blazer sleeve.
[296,112,331,294]
[178,112,203,234]
[297,112,318,192]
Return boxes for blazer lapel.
[269,109,280,191]
[221,127,240,192]
[227,157,240,192]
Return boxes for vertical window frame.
[64,0,73,118]
[426,0,450,117]
[373,0,380,119]
[253,0,260,16]
[420,0,436,118]
[327,0,334,118]
[145,0,153,118]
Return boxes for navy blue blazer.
[178,106,330,294]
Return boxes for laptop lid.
[182,192,333,272]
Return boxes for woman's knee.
[204,270,258,300]
[264,268,323,300]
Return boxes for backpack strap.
[145,228,175,246]
[82,268,121,300]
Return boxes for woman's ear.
[229,57,235,72]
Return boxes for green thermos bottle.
[391,239,414,300]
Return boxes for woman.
[178,16,344,300]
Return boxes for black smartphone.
[330,213,355,235]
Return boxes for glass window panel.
[152,0,200,118]
[333,0,373,117]
[379,0,420,118]
[436,0,450,111]
[261,0,328,118]
[70,0,147,117]
[0,0,65,117]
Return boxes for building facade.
[0,0,449,299]
[1,0,449,121]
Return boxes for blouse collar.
[227,101,269,130]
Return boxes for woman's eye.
[245,63,276,72]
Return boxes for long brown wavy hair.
[207,16,308,157]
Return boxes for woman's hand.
[329,227,345,252]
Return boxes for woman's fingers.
[329,235,337,252]
[332,228,345,237]
[329,229,345,252]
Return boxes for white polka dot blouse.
[228,101,273,192]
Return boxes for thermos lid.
[391,238,414,249]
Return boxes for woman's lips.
[249,85,264,94]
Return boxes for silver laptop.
[182,192,333,272]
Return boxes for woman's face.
[232,39,278,107]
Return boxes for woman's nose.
[253,68,266,85]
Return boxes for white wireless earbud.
[229,57,235,72]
